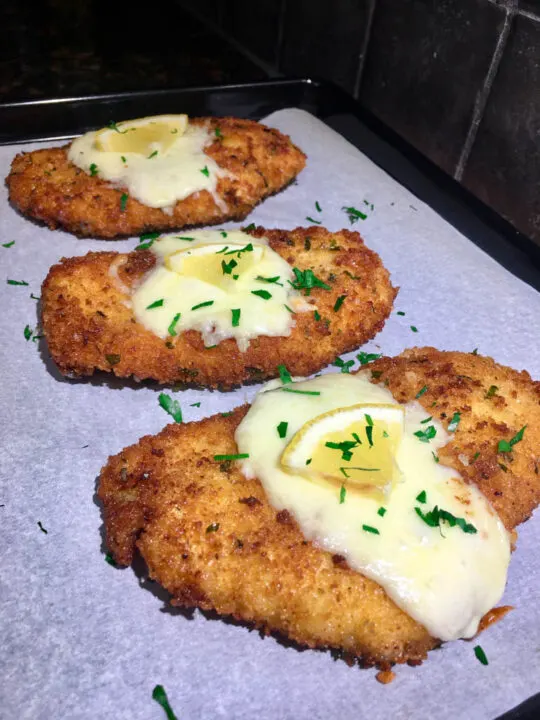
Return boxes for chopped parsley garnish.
[472,451,480,462]
[23,325,33,341]
[175,236,195,241]
[485,385,498,399]
[498,425,526,453]
[168,313,181,336]
[215,126,222,138]
[415,505,477,534]
[2,240,15,248]
[420,416,432,424]
[357,352,381,365]
[474,645,488,666]
[362,524,380,535]
[37,521,48,534]
[333,295,346,312]
[342,205,367,223]
[396,310,405,316]
[147,150,158,159]
[255,275,282,285]
[121,155,127,163]
[432,451,440,463]
[146,298,164,310]
[277,421,288,439]
[447,412,461,432]
[105,552,117,567]
[89,163,98,176]
[327,440,358,462]
[120,193,128,212]
[220,231,228,238]
[284,304,295,314]
[410,325,418,333]
[333,357,354,373]
[191,300,214,311]
[251,289,272,300]
[306,458,312,465]
[416,490,427,504]
[141,232,160,241]
[315,201,322,212]
[377,507,387,517]
[30,294,40,301]
[213,453,249,461]
[414,425,437,443]
[231,308,241,327]
[281,388,321,396]
[243,223,256,231]
[105,353,121,365]
[135,239,155,251]
[306,216,321,224]
[278,364,292,384]
[152,685,178,720]
[314,310,321,321]
[472,348,478,355]
[206,522,220,533]
[340,466,380,477]
[7,279,29,286]
[339,485,347,504]
[190,402,201,407]
[108,120,128,134]
[225,243,253,257]
[415,385,428,399]
[290,267,331,295]
[221,258,238,275]
[158,393,183,423]
[200,165,210,177]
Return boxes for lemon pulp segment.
[164,243,265,290]
[235,372,511,642]
[129,230,310,350]
[94,115,189,154]
[281,403,404,495]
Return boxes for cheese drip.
[235,373,511,642]
[130,230,310,351]
[68,122,226,211]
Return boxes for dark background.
[2,0,540,247]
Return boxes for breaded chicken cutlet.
[6,117,305,238]
[41,226,397,388]
[98,348,540,670]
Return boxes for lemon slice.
[94,114,188,155]
[165,243,265,289]
[281,403,404,494]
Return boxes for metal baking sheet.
[1,82,539,720]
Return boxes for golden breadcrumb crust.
[6,117,306,238]
[41,226,397,388]
[367,347,540,531]
[98,350,539,669]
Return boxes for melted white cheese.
[235,373,511,641]
[130,230,311,351]
[68,123,226,211]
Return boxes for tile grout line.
[454,7,514,181]
[517,9,540,21]
[352,0,377,99]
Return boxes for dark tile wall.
[178,0,540,247]
[280,0,372,96]
[463,12,540,241]
[359,0,506,174]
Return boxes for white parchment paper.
[1,109,539,720]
